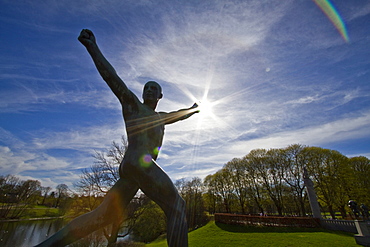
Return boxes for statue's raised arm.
[160,103,199,125]
[78,29,134,103]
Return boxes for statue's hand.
[78,29,96,47]
[191,103,200,113]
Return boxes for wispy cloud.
[0,81,120,113]
[121,1,292,90]
[223,110,370,157]
[30,122,124,151]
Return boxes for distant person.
[35,29,199,247]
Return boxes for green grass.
[21,206,61,219]
[146,221,358,247]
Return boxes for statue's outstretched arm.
[78,29,135,103]
[160,103,199,125]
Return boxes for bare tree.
[75,137,127,197]
[0,175,21,218]
[55,184,69,208]
[41,186,52,205]
[0,175,42,219]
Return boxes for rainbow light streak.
[313,0,350,43]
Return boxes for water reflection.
[0,218,65,247]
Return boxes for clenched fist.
[78,29,96,47]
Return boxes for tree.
[224,158,249,214]
[213,169,236,213]
[243,149,269,215]
[131,200,166,243]
[348,156,370,206]
[203,174,220,214]
[54,183,72,215]
[280,144,308,216]
[74,137,127,198]
[176,177,208,230]
[41,186,52,205]
[260,148,287,216]
[18,179,42,203]
[304,147,351,219]
[0,175,21,218]
[0,175,42,219]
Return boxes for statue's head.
[142,81,163,105]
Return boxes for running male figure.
[35,29,198,247]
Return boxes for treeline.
[202,144,370,219]
[0,175,70,219]
[1,140,369,245]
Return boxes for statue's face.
[143,81,162,103]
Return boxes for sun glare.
[198,98,214,117]
[175,80,224,130]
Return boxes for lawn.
[146,221,358,247]
[21,205,61,219]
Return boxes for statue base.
[354,220,370,247]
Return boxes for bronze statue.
[360,204,369,220]
[349,200,360,218]
[35,29,199,247]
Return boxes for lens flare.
[140,154,152,168]
[153,146,161,155]
[313,0,350,43]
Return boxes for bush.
[131,201,166,243]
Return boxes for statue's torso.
[122,102,164,162]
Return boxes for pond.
[0,218,131,246]
[0,218,65,246]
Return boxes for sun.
[174,82,220,129]
[198,98,214,117]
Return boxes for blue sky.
[1,0,369,189]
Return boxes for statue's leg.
[34,178,138,247]
[130,160,188,247]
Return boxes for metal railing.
[320,219,358,233]
[215,213,321,228]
